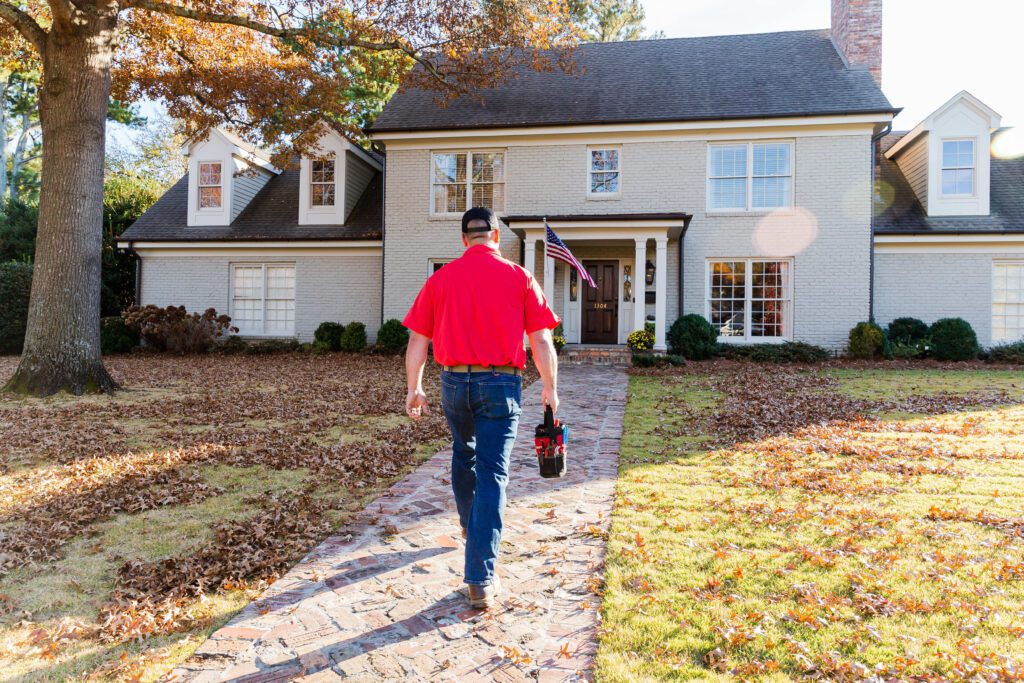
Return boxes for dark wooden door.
[582,260,618,344]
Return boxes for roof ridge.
[572,27,828,47]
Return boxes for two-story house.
[119,0,1024,351]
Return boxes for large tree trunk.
[3,11,118,396]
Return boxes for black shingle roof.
[370,30,896,133]
[875,131,1024,233]
[119,170,383,242]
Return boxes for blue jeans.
[440,370,522,586]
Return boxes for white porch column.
[543,243,555,307]
[654,236,668,351]
[633,238,647,335]
[524,237,537,277]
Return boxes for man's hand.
[541,386,559,415]
[406,389,429,420]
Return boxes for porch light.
[645,259,655,286]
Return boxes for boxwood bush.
[718,341,831,363]
[929,318,979,361]
[100,316,138,354]
[314,322,345,352]
[340,322,367,352]
[848,321,887,359]
[376,319,409,353]
[667,314,718,360]
[0,262,32,354]
[887,317,929,345]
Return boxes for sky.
[641,0,1022,130]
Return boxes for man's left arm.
[405,332,431,420]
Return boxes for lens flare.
[992,128,1024,160]
[752,207,819,257]
[873,180,897,216]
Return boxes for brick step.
[560,345,633,366]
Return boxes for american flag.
[545,220,596,288]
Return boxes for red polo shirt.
[403,244,559,368]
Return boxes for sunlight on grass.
[597,370,1024,682]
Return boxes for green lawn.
[597,364,1024,682]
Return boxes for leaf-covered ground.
[597,363,1024,682]
[0,353,471,681]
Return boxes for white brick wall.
[874,252,999,346]
[139,252,383,342]
[384,134,873,349]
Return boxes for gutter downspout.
[133,244,141,305]
[869,123,892,322]
[379,151,386,330]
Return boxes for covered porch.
[507,213,691,351]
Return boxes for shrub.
[340,322,367,352]
[552,335,567,352]
[718,341,831,363]
[122,305,237,354]
[307,340,332,354]
[889,342,924,360]
[644,321,655,337]
[989,340,1024,364]
[848,322,886,359]
[214,335,250,354]
[929,318,980,361]
[100,316,138,354]
[376,319,409,353]
[631,353,661,368]
[887,317,929,345]
[664,354,686,366]
[667,314,718,360]
[314,322,345,352]
[0,262,32,354]
[245,338,301,354]
[627,328,655,352]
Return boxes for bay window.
[231,263,296,337]
[707,259,791,341]
[431,150,505,214]
[708,142,793,211]
[993,262,1024,343]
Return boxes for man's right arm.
[528,328,559,414]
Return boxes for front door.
[581,260,618,344]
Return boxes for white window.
[428,259,453,276]
[198,162,223,209]
[707,259,791,341]
[993,262,1024,343]
[588,148,620,196]
[231,264,296,336]
[941,139,975,196]
[708,142,793,211]
[311,159,336,207]
[431,151,505,214]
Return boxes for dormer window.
[198,162,223,209]
[941,140,975,196]
[311,159,336,207]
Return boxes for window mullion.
[745,259,752,341]
[747,144,753,212]
[261,264,268,336]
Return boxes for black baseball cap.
[462,207,499,234]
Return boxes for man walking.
[403,207,560,609]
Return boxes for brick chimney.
[831,0,882,85]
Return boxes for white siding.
[345,152,377,220]
[138,251,383,342]
[894,133,928,207]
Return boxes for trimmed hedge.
[631,353,685,368]
[929,318,979,361]
[100,316,138,354]
[887,317,929,345]
[0,262,32,354]
[718,341,831,363]
[314,322,345,352]
[667,314,718,360]
[989,341,1024,364]
[848,321,887,359]
[376,319,409,353]
[340,322,367,352]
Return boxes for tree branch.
[125,0,457,90]
[0,1,47,53]
[46,0,73,29]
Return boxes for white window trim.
[230,262,297,338]
[309,157,338,211]
[992,260,1024,344]
[705,258,794,343]
[940,137,977,198]
[197,160,224,211]
[428,258,453,277]
[586,145,621,199]
[429,149,506,217]
[706,141,794,213]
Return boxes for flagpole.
[542,216,555,307]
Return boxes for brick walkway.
[167,365,627,683]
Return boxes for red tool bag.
[534,404,568,478]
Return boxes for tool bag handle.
[544,403,556,431]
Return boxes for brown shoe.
[467,573,501,610]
